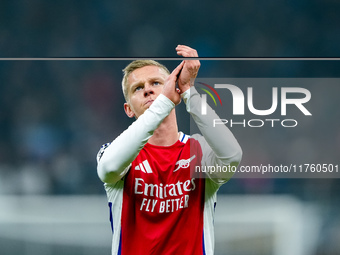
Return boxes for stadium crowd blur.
[0,0,340,252]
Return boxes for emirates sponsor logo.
[134,177,197,213]
[134,178,196,198]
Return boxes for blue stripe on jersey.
[108,202,113,233]
[202,231,206,255]
[213,202,217,224]
[118,228,122,255]
[181,134,186,142]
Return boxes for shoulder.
[179,132,205,154]
[179,133,207,155]
[190,133,209,149]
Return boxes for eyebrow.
[129,76,165,92]
[129,82,142,93]
[148,76,165,82]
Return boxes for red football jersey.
[103,133,220,255]
[98,89,242,255]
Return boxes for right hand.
[176,45,200,93]
[161,61,184,105]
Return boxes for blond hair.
[122,60,170,102]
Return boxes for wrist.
[179,86,191,94]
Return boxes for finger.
[176,45,198,57]
[171,61,184,78]
[176,50,198,58]
[176,45,195,52]
[164,62,184,92]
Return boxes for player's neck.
[148,110,179,146]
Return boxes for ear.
[124,102,135,118]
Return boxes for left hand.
[162,61,185,105]
[176,45,200,93]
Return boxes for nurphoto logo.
[198,82,312,128]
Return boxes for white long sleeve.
[181,87,242,183]
[97,94,175,184]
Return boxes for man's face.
[124,65,169,118]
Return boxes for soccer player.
[96,45,242,255]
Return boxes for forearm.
[97,94,175,183]
[182,87,242,180]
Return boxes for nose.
[144,83,154,97]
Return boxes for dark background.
[0,0,339,254]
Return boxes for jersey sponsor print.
[101,133,219,255]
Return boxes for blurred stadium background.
[0,0,340,254]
